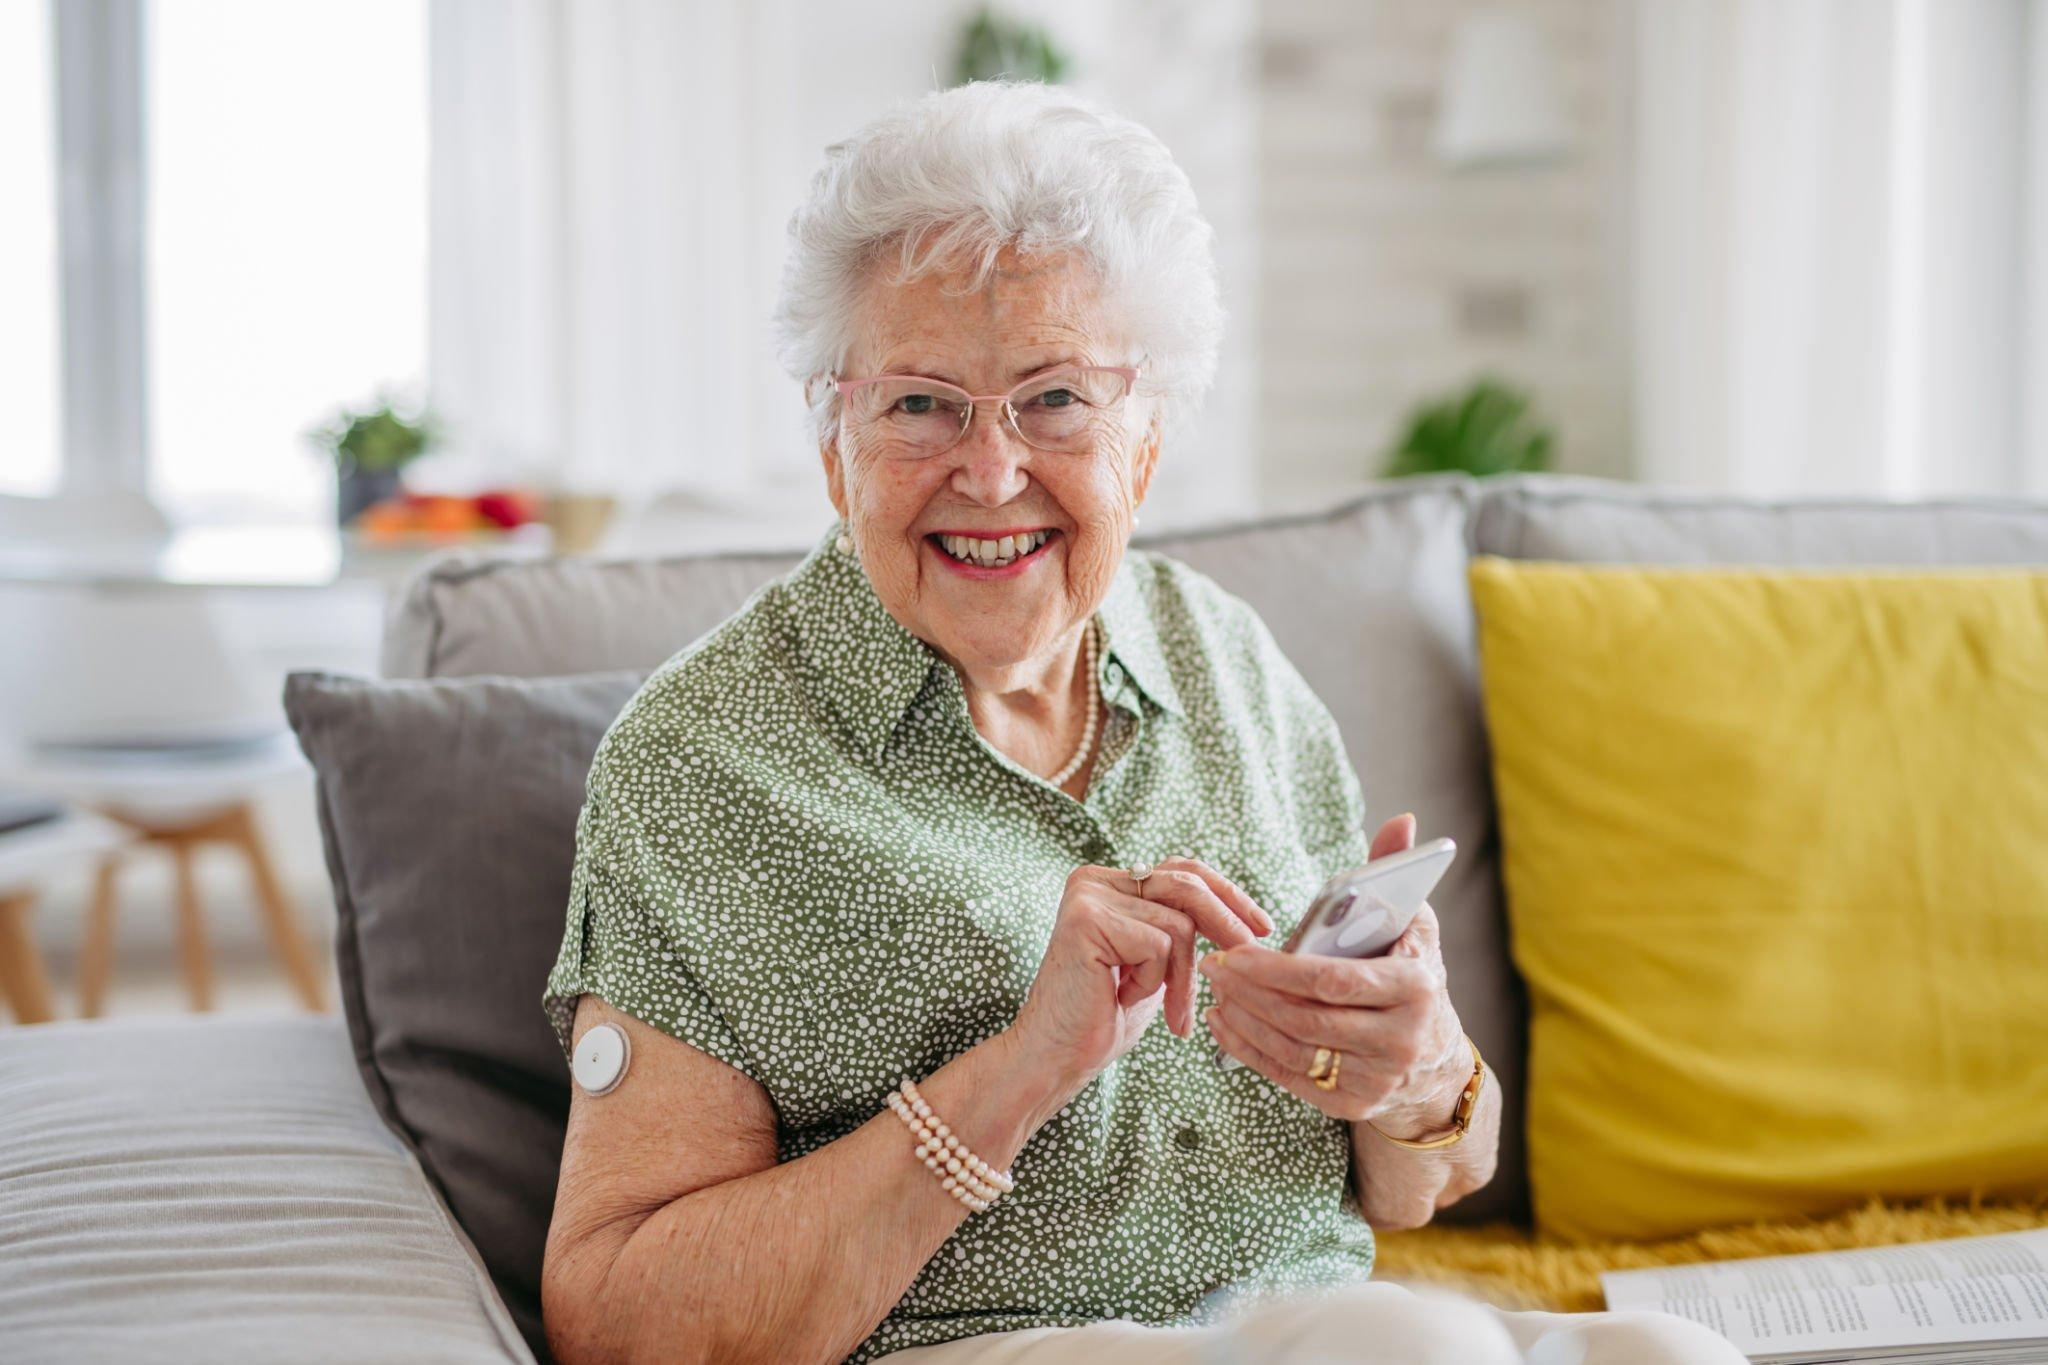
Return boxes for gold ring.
[1311,1048,1341,1092]
[1308,1047,1333,1081]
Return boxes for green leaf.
[305,394,440,473]
[951,6,1071,86]
[1380,376,1555,479]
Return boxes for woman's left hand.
[1197,814,1471,1134]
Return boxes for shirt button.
[1173,1125,1203,1152]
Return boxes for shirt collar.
[781,523,939,762]
[782,523,1184,762]
[1095,552,1186,719]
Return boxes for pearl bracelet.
[886,1089,999,1211]
[886,1077,1015,1214]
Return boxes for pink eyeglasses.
[825,364,1141,458]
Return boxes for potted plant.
[952,7,1069,85]
[308,395,441,526]
[1381,377,1555,479]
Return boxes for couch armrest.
[0,1015,533,1364]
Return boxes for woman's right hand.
[1007,859,1274,1098]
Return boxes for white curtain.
[425,0,1258,527]
[1632,0,2048,498]
[427,0,805,509]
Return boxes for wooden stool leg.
[170,841,214,1012]
[0,890,57,1025]
[79,858,121,1018]
[227,803,326,1011]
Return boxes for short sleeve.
[543,851,749,1071]
[541,747,752,1077]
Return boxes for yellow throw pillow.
[1468,557,2048,1243]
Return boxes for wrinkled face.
[821,247,1160,677]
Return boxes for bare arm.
[542,863,1269,1365]
[543,994,1069,1365]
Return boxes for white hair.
[774,80,1224,443]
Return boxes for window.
[145,0,429,524]
[0,0,62,498]
[8,1,428,522]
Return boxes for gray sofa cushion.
[377,476,1531,1224]
[1474,473,2048,564]
[0,1015,530,1365]
[285,669,646,1360]
[381,546,807,680]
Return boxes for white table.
[0,521,551,590]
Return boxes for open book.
[1600,1227,2048,1363]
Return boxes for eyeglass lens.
[844,368,1132,456]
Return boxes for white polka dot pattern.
[544,521,1377,1360]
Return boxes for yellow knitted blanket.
[1373,1196,2048,1313]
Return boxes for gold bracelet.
[1365,1035,1486,1150]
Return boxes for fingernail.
[1203,1005,1221,1029]
[1398,811,1416,825]
[1199,952,1226,975]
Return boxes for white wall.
[1255,0,1635,508]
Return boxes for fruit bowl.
[345,488,544,548]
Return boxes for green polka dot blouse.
[544,522,1377,1361]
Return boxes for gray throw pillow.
[285,669,645,1362]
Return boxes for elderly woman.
[538,83,1740,1365]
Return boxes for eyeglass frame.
[818,363,1143,456]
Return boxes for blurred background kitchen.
[3,0,2045,1025]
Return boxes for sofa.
[4,472,2045,1364]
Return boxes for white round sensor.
[572,1022,630,1096]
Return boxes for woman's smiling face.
[821,247,1160,678]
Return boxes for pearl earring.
[836,532,854,555]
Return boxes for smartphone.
[1280,837,1456,960]
[1216,836,1455,1071]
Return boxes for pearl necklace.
[1046,619,1101,789]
